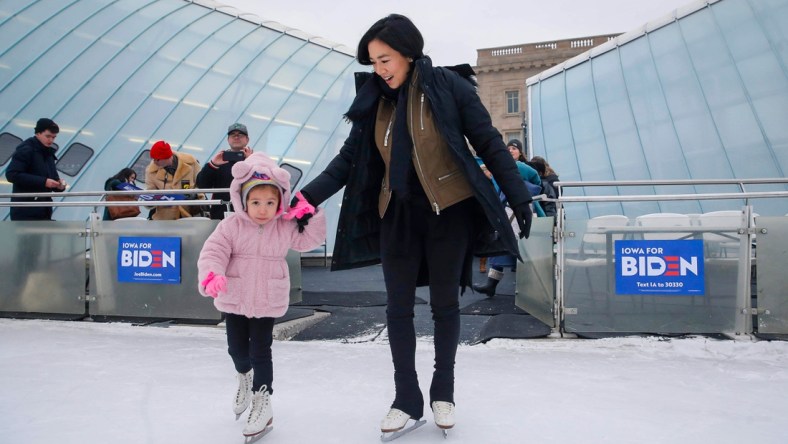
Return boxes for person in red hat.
[144,140,203,220]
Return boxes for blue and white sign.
[615,240,704,295]
[117,237,181,284]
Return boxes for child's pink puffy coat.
[197,153,326,318]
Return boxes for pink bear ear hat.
[230,152,292,215]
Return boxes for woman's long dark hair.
[109,167,136,183]
[356,14,424,65]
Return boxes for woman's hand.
[285,191,316,233]
[511,203,533,239]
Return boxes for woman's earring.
[407,58,413,62]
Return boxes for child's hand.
[284,191,316,233]
[201,272,227,298]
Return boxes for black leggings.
[225,313,275,393]
[380,198,474,420]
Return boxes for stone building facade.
[475,34,620,156]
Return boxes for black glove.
[295,213,313,233]
[512,202,533,239]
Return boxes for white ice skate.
[380,408,425,442]
[243,386,273,443]
[431,401,455,438]
[234,370,253,420]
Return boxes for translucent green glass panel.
[515,217,555,327]
[715,0,788,176]
[562,215,740,334]
[0,0,112,126]
[682,7,775,178]
[88,218,302,319]
[755,216,788,334]
[529,0,788,218]
[0,221,87,315]
[0,0,360,226]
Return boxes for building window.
[506,90,519,114]
[133,151,152,184]
[56,143,94,176]
[505,132,521,144]
[0,132,22,166]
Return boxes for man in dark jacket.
[196,123,253,219]
[7,118,66,221]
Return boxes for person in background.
[6,118,65,221]
[531,155,560,197]
[293,14,533,437]
[144,140,203,220]
[528,159,557,217]
[196,123,254,219]
[472,140,543,297]
[197,152,325,440]
[103,167,140,220]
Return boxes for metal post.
[555,198,565,333]
[734,205,754,337]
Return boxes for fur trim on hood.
[229,153,291,222]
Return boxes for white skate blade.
[442,428,449,439]
[380,419,426,442]
[243,425,272,443]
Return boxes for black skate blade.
[243,425,272,443]
[380,419,425,442]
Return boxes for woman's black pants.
[380,199,473,420]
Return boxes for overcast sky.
[217,0,695,66]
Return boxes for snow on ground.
[1,318,786,444]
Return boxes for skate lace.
[433,401,453,416]
[248,385,270,424]
[236,372,251,404]
[384,409,404,421]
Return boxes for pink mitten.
[201,272,227,298]
[283,191,315,220]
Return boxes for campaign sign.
[615,240,704,295]
[117,237,181,284]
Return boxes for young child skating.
[197,152,325,440]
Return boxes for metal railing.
[0,188,305,321]
[515,178,788,338]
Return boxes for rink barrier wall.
[516,178,788,338]
[0,189,304,322]
[1,182,787,336]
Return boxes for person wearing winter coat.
[473,140,547,297]
[197,152,326,439]
[6,118,66,221]
[196,122,254,219]
[293,14,533,437]
[531,155,561,197]
[144,140,203,220]
[102,167,140,220]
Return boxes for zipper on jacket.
[420,94,425,131]
[384,106,395,147]
[437,171,459,182]
[408,74,440,215]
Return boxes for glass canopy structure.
[0,0,362,249]
[527,0,788,218]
